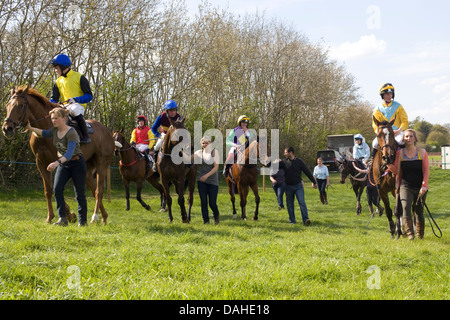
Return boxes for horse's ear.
[169,117,175,126]
[389,116,396,127]
[23,84,30,94]
[372,116,381,128]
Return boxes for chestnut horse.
[225,139,261,220]
[157,117,197,223]
[112,130,166,212]
[338,156,367,215]
[2,85,114,224]
[370,117,403,238]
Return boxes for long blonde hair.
[49,107,70,119]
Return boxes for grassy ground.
[0,167,448,300]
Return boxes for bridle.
[378,125,396,165]
[4,93,50,129]
[4,94,29,129]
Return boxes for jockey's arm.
[151,115,162,138]
[72,76,93,104]
[147,130,156,149]
[130,129,137,144]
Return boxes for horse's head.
[373,116,396,165]
[113,129,128,150]
[163,116,187,153]
[338,157,351,184]
[2,85,31,138]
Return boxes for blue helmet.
[164,100,178,110]
[51,54,71,68]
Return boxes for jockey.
[353,133,371,165]
[371,83,409,159]
[223,115,254,178]
[50,54,93,144]
[130,115,155,167]
[150,99,181,170]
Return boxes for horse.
[157,116,197,223]
[338,156,367,215]
[2,85,114,224]
[370,116,403,238]
[112,130,166,212]
[224,139,262,221]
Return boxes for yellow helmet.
[237,115,250,126]
[379,83,395,99]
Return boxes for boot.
[144,149,152,168]
[323,192,328,205]
[223,163,233,178]
[319,193,324,204]
[416,216,425,239]
[53,217,69,227]
[403,216,415,240]
[75,114,91,144]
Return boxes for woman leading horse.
[2,85,114,224]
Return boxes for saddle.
[67,115,94,139]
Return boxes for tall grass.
[0,167,448,300]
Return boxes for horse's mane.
[15,85,52,107]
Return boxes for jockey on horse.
[151,99,181,171]
[223,115,254,178]
[370,83,409,162]
[49,54,93,144]
[130,115,156,168]
[353,133,371,167]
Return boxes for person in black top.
[280,147,317,225]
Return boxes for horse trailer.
[327,134,355,158]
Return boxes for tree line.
[1,0,447,181]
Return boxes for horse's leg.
[380,191,395,238]
[353,187,361,215]
[94,163,108,225]
[175,180,188,223]
[187,172,196,223]
[226,180,237,219]
[36,161,55,223]
[239,185,249,220]
[250,182,260,221]
[356,186,364,215]
[161,178,173,222]
[147,174,166,211]
[122,176,131,211]
[136,180,150,210]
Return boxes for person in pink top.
[387,129,429,240]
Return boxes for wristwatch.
[57,159,62,164]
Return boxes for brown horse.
[370,116,403,238]
[225,140,261,220]
[157,117,196,223]
[112,130,166,212]
[2,85,114,224]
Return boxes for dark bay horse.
[338,156,367,215]
[225,140,261,221]
[157,117,196,223]
[2,85,114,224]
[112,130,166,212]
[370,117,402,238]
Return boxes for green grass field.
[0,167,448,300]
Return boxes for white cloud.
[432,83,450,95]
[328,34,387,61]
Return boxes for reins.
[416,193,443,238]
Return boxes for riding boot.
[319,193,324,204]
[416,215,425,239]
[323,192,328,205]
[152,153,158,172]
[75,114,91,144]
[53,217,69,227]
[403,216,415,240]
[144,149,152,168]
[223,163,233,178]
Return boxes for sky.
[186,0,450,125]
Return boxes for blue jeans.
[272,183,285,208]
[53,157,87,223]
[285,182,309,224]
[197,181,220,223]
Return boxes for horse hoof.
[145,205,151,211]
